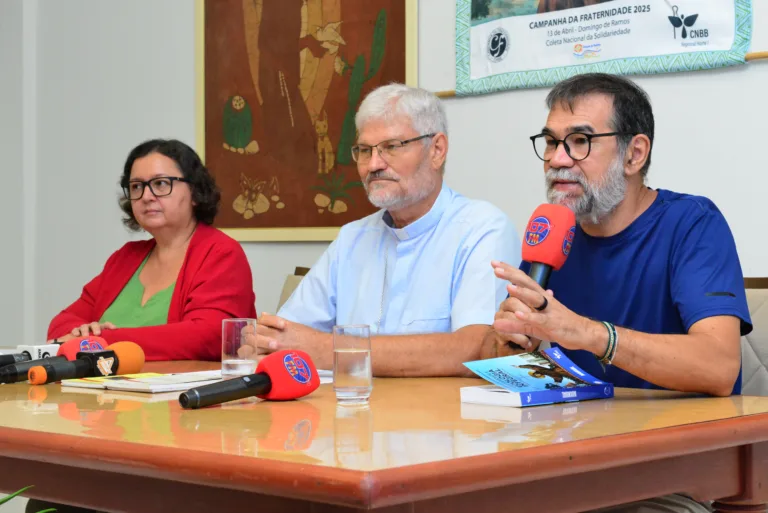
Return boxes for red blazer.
[47,224,257,361]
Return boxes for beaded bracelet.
[597,321,619,365]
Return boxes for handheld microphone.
[179,350,320,409]
[2,341,67,367]
[0,353,32,368]
[522,204,576,289]
[57,336,109,360]
[28,341,144,385]
[0,337,110,384]
[0,336,107,369]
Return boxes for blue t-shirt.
[521,189,752,393]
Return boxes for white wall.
[0,1,28,503]
[0,0,25,349]
[7,0,768,343]
[0,2,26,503]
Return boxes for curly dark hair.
[119,139,221,231]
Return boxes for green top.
[100,255,175,328]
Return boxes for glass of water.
[222,318,258,377]
[333,325,372,406]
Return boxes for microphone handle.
[179,373,272,409]
[0,356,67,384]
[0,353,31,368]
[34,359,91,384]
[528,262,553,290]
[506,262,551,352]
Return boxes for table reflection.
[0,376,756,472]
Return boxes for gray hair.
[355,83,448,138]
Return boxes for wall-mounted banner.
[456,0,752,95]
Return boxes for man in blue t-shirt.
[486,72,752,401]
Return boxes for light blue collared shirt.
[278,184,521,335]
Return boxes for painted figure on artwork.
[204,0,406,229]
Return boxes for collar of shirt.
[381,183,450,241]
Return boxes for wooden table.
[0,361,767,513]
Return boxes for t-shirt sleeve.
[670,204,752,336]
[277,238,338,333]
[450,211,522,330]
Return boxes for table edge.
[368,412,768,507]
[2,413,768,508]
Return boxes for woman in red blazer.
[47,139,256,361]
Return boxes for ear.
[431,132,448,172]
[624,134,651,178]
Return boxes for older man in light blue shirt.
[245,83,520,377]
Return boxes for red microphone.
[57,336,109,360]
[522,204,576,289]
[0,337,109,384]
[179,350,320,409]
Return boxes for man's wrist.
[480,328,500,359]
[584,318,609,356]
[319,331,334,369]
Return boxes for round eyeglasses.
[529,132,634,162]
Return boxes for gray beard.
[545,155,627,224]
[366,183,431,210]
[364,162,438,211]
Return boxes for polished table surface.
[1,361,768,512]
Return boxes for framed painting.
[195,0,418,241]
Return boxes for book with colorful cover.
[462,347,614,407]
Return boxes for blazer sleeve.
[100,240,256,361]
[47,250,123,340]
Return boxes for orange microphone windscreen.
[27,366,48,385]
[110,342,145,375]
[521,204,576,271]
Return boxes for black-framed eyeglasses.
[351,133,436,163]
[123,176,190,200]
[529,132,635,162]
